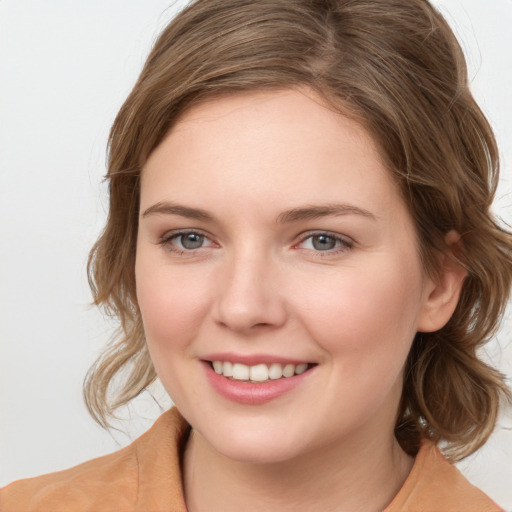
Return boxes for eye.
[160,230,215,252]
[177,232,206,250]
[297,232,353,253]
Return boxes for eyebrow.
[141,201,378,223]
[142,202,214,221]
[276,204,378,223]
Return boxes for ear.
[417,231,468,333]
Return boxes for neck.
[183,424,413,512]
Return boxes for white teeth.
[250,364,269,382]
[282,364,295,378]
[295,363,308,375]
[232,363,250,380]
[268,363,283,380]
[223,361,233,377]
[211,361,310,381]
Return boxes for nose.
[212,248,288,334]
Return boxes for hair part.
[84,0,512,460]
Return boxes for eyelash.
[295,231,354,256]
[159,229,214,255]
[158,230,354,257]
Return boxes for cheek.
[135,258,213,354]
[135,256,218,407]
[291,260,424,370]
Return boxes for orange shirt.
[0,408,502,511]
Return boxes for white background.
[1,0,511,508]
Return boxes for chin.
[215,436,303,465]
[197,417,311,465]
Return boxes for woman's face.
[136,89,437,464]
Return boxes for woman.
[2,0,511,510]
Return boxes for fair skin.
[136,89,465,512]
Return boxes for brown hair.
[85,0,512,461]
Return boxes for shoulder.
[0,444,137,512]
[0,408,189,512]
[385,439,503,512]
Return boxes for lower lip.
[203,362,314,405]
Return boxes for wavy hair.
[84,0,512,461]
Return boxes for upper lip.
[201,352,314,366]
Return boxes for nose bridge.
[214,242,287,332]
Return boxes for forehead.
[167,89,375,159]
[140,89,403,224]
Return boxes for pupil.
[312,235,336,251]
[182,233,203,249]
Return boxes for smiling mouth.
[208,361,315,383]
